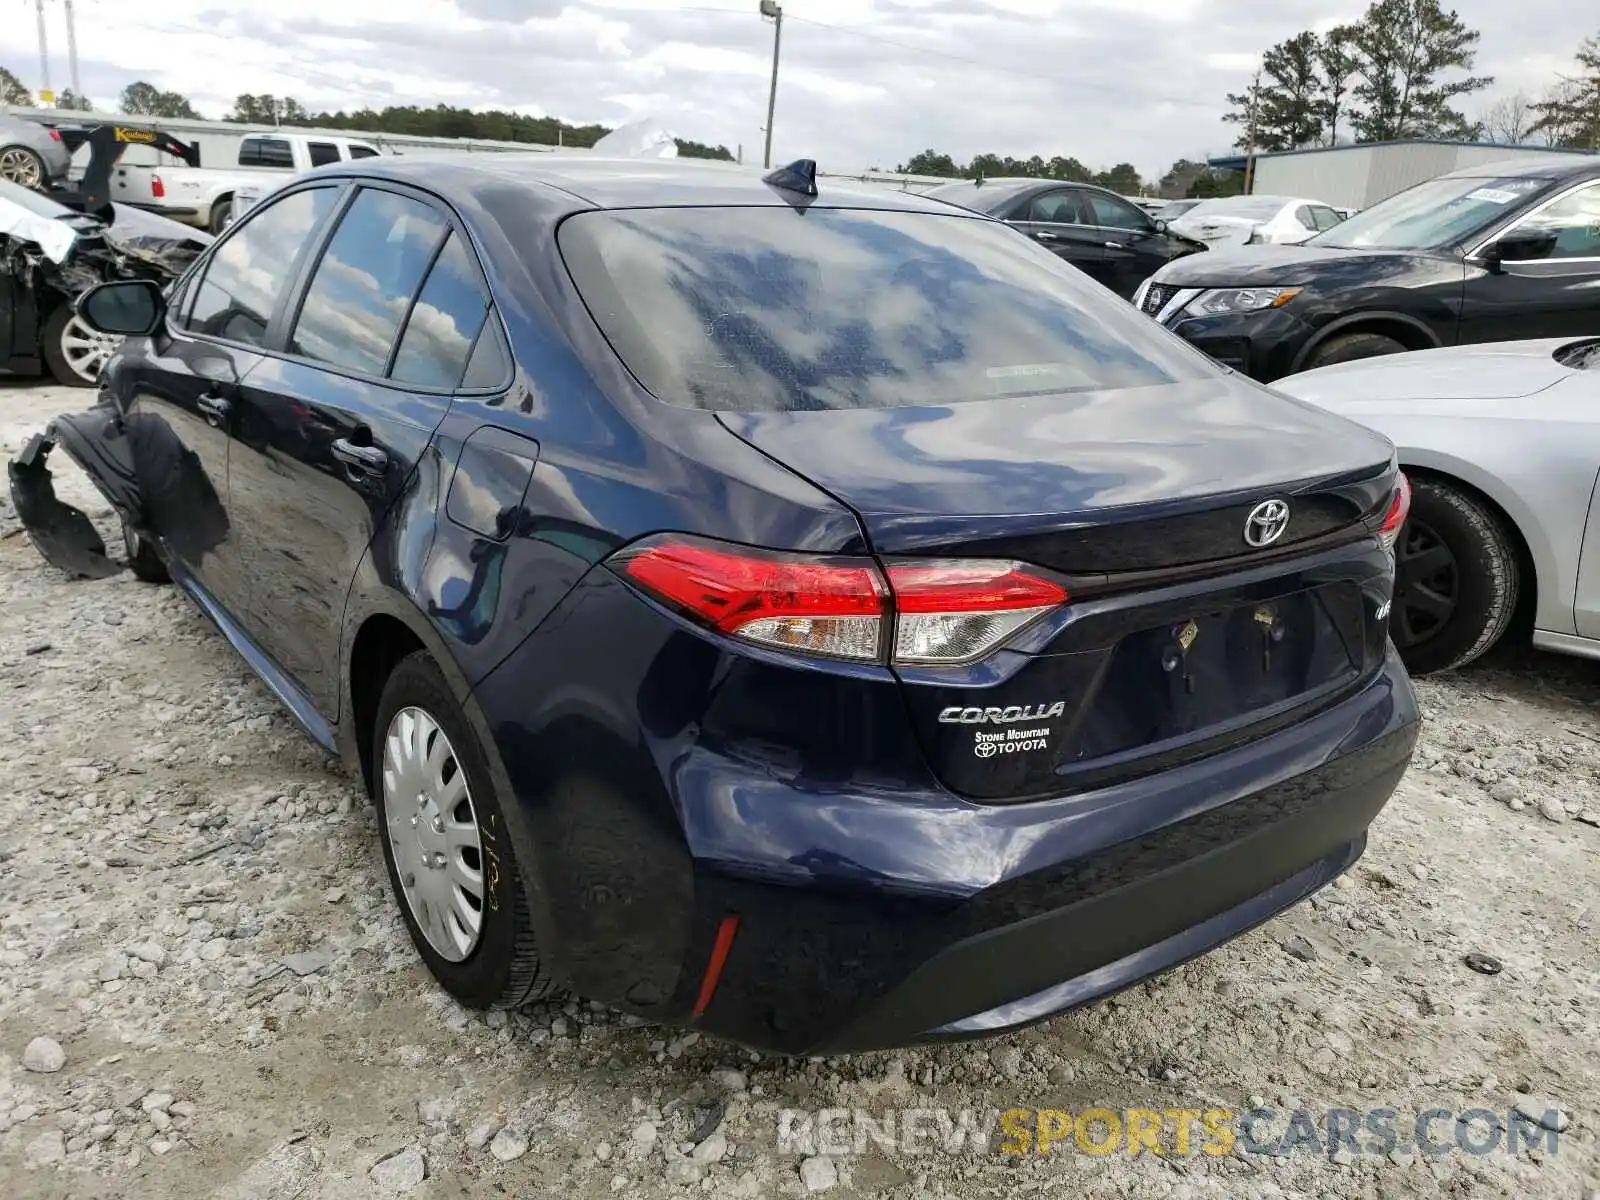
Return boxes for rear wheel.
[1305,331,1408,370]
[208,198,233,234]
[1389,477,1519,674]
[0,145,46,190]
[41,305,119,387]
[372,651,555,1008]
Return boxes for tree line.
[1225,3,1598,151]
[0,71,735,161]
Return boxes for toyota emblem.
[1243,499,1290,548]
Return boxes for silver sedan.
[1275,337,1600,674]
[0,114,73,191]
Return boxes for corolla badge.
[1243,499,1291,548]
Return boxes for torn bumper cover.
[9,403,229,579]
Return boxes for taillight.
[1376,474,1411,552]
[150,174,165,199]
[613,535,1068,665]
[886,561,1067,664]
[48,128,63,142]
[616,538,886,661]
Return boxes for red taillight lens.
[613,536,1068,665]
[150,174,165,199]
[887,561,1067,663]
[48,128,63,142]
[616,537,886,661]
[1377,474,1411,552]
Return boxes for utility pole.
[759,0,782,169]
[34,0,51,98]
[63,0,82,99]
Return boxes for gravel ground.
[1,379,1597,1200]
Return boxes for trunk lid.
[716,375,1395,569]
[719,377,1398,801]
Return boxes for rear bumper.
[478,571,1417,1053]
[123,202,202,222]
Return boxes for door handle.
[196,392,230,422]
[1034,231,1059,241]
[1104,241,1126,250]
[331,438,389,475]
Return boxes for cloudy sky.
[3,0,1592,179]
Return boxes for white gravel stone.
[464,1121,501,1149]
[594,1140,613,1162]
[20,1036,65,1073]
[368,1146,426,1191]
[691,1130,727,1163]
[489,1127,529,1161]
[1539,795,1569,823]
[128,941,167,967]
[141,1092,174,1114]
[24,1129,66,1168]
[800,1155,839,1192]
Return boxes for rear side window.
[307,142,340,168]
[289,188,449,375]
[240,137,294,168]
[390,232,491,389]
[559,207,1209,413]
[185,187,338,346]
[348,145,380,159]
[1028,190,1082,224]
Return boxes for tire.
[1305,331,1409,370]
[208,198,233,234]
[1389,477,1519,675]
[0,144,47,190]
[40,304,117,387]
[122,522,170,584]
[371,651,555,1009]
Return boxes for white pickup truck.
[111,132,382,233]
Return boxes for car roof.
[327,154,967,215]
[1439,155,1600,181]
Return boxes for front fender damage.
[9,402,231,581]
[8,406,138,579]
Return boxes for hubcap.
[1392,518,1458,649]
[0,147,43,189]
[60,315,121,384]
[381,707,485,962]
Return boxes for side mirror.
[76,279,167,336]
[1482,228,1557,273]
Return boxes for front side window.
[559,206,1211,414]
[1502,183,1600,261]
[1085,193,1150,231]
[184,187,338,346]
[390,232,491,389]
[348,145,380,159]
[289,189,449,375]
[1028,190,1082,224]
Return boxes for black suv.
[1133,156,1600,381]
[926,177,1208,298]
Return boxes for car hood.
[1275,340,1579,409]
[717,374,1394,560]
[1150,242,1441,287]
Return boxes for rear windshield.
[558,207,1211,413]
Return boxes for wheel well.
[1322,317,1439,355]
[349,615,426,795]
[1402,465,1538,631]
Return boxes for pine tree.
[1348,0,1493,140]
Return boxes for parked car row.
[1132,155,1600,676]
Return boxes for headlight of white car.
[1184,287,1301,317]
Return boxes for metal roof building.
[1209,139,1598,210]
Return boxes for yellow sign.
[114,127,157,144]
[39,89,55,105]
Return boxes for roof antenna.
[763,158,818,198]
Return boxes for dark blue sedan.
[12,155,1418,1054]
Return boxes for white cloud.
[4,0,1592,181]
